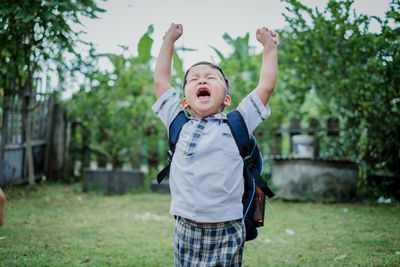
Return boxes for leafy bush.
[66,1,400,185]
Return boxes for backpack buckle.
[244,155,255,169]
[167,150,173,163]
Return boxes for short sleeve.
[236,90,271,134]
[152,88,184,130]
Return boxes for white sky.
[79,0,390,64]
[62,0,392,98]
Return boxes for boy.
[153,23,277,266]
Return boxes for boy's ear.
[223,95,231,107]
[182,98,190,109]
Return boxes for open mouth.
[197,87,211,101]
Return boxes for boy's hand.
[256,27,278,50]
[163,23,183,43]
[254,27,278,106]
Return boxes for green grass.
[0,183,399,266]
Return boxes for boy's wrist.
[162,37,176,47]
[262,44,277,53]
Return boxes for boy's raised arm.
[154,23,183,99]
[254,27,278,106]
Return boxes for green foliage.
[66,0,399,184]
[279,0,400,173]
[67,26,180,170]
[0,0,104,184]
[206,0,399,178]
[137,25,154,64]
[0,0,104,95]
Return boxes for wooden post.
[44,97,55,180]
[309,118,319,157]
[289,119,301,154]
[65,121,77,177]
[0,96,9,186]
[270,130,282,156]
[22,90,35,185]
[327,117,340,136]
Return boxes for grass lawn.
[0,182,399,266]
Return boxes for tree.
[0,0,104,184]
[278,0,400,173]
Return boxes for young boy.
[153,23,277,266]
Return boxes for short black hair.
[183,61,229,94]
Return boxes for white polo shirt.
[152,88,271,222]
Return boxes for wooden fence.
[0,78,68,186]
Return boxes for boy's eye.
[188,78,197,83]
[207,76,216,79]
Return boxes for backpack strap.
[226,110,275,198]
[157,111,189,184]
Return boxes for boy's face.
[183,64,231,118]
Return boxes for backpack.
[157,110,275,241]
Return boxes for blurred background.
[1,0,399,200]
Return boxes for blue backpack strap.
[227,110,275,198]
[157,111,189,184]
[227,110,251,157]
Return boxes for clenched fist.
[256,27,278,50]
[163,23,183,43]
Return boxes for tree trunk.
[23,100,35,185]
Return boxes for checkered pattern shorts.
[174,217,246,267]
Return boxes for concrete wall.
[272,159,358,201]
[82,168,145,194]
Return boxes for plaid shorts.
[174,217,246,267]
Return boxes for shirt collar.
[184,111,227,121]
